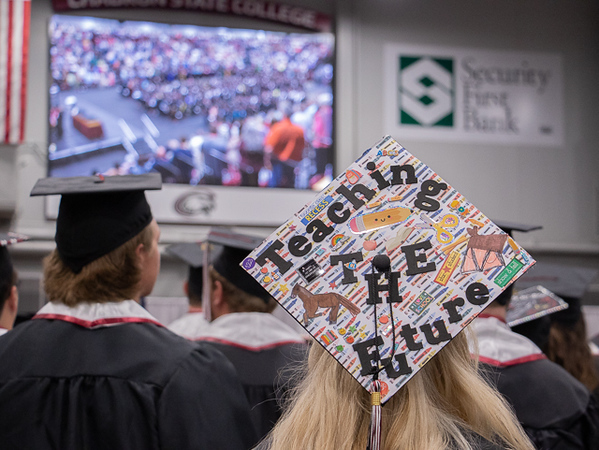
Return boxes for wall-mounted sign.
[384,44,563,146]
[51,0,331,32]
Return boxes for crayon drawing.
[292,284,361,325]
[461,227,508,273]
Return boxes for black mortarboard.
[166,242,222,299]
[493,220,543,237]
[30,174,162,273]
[515,262,598,326]
[0,232,29,288]
[207,228,271,303]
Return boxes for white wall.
[2,0,598,310]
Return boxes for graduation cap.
[207,228,270,303]
[492,220,543,237]
[515,262,598,326]
[166,242,222,301]
[242,135,536,448]
[30,174,162,273]
[506,285,568,327]
[0,232,29,289]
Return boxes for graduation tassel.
[369,378,382,450]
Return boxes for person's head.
[31,173,163,306]
[44,220,160,306]
[205,229,276,320]
[209,266,277,318]
[0,247,19,330]
[487,282,514,313]
[266,330,534,450]
[166,242,207,309]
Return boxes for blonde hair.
[43,224,154,306]
[267,329,534,450]
[210,267,277,313]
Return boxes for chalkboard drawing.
[292,284,361,325]
[461,227,508,273]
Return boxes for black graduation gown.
[197,312,308,448]
[481,359,599,450]
[0,318,258,449]
[207,341,308,444]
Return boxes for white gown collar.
[197,312,305,350]
[33,300,162,329]
[471,314,546,367]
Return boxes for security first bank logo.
[398,56,454,127]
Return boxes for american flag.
[0,0,30,145]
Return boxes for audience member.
[264,107,306,188]
[166,241,212,339]
[196,228,308,447]
[0,233,28,337]
[473,283,599,449]
[0,174,257,449]
[516,263,599,399]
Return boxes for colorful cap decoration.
[506,285,568,327]
[242,136,537,412]
[30,173,162,273]
[515,262,598,326]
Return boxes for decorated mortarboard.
[0,232,29,283]
[515,262,598,326]
[30,174,162,274]
[506,285,568,327]
[207,228,271,303]
[242,135,536,447]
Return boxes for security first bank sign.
[383,44,563,146]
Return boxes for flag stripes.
[0,0,30,145]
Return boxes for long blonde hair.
[267,329,534,450]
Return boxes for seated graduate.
[166,241,211,339]
[517,263,599,400]
[0,233,27,337]
[0,174,257,449]
[471,223,599,450]
[259,322,533,450]
[196,228,308,447]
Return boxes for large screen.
[47,15,335,195]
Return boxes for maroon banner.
[51,0,332,32]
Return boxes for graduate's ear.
[7,285,18,313]
[183,280,190,298]
[211,279,224,307]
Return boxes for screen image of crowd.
[47,15,335,190]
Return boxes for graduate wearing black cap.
[471,222,599,450]
[0,233,28,337]
[195,228,308,447]
[0,174,257,450]
[165,242,212,339]
[517,263,599,399]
